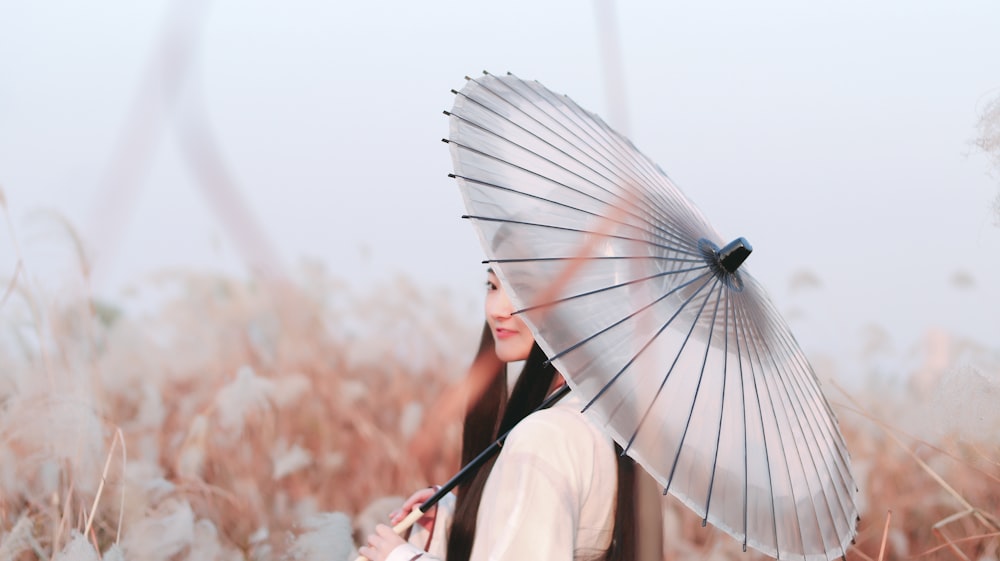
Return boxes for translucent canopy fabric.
[446,71,859,561]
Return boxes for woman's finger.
[358,545,377,561]
[402,492,428,510]
[376,524,397,538]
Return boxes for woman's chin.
[495,348,530,364]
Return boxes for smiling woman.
[484,269,535,363]
[360,268,640,561]
[439,69,866,560]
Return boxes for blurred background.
[3,0,999,379]
[1,1,999,560]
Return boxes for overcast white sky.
[1,0,999,380]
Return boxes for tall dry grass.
[0,209,480,560]
[1,213,998,560]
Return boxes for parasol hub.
[698,237,752,290]
[719,237,752,273]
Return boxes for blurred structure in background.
[974,89,1000,223]
[88,0,286,288]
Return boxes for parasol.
[444,71,859,561]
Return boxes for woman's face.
[485,270,535,363]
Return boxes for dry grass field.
[0,255,997,561]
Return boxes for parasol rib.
[499,73,704,232]
[737,298,813,557]
[739,289,855,543]
[462,213,702,257]
[735,301,781,554]
[547,271,713,369]
[740,296,853,557]
[702,284,732,526]
[450,82,699,245]
[659,278,723,494]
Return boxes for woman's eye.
[486,281,497,291]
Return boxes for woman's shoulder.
[496,394,618,502]
[504,396,612,457]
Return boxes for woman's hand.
[388,487,438,530]
[359,524,406,561]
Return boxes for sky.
[1,0,999,383]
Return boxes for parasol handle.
[391,505,426,535]
[354,507,425,561]
[354,384,572,561]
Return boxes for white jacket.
[387,394,617,561]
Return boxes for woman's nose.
[489,290,515,318]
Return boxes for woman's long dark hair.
[458,322,508,470]
[446,325,637,561]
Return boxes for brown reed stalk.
[0,259,20,310]
[877,510,892,561]
[916,531,1000,558]
[832,381,1000,559]
[84,427,127,543]
[835,393,999,534]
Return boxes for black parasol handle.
[354,384,571,561]
[418,383,571,511]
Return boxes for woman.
[360,269,637,561]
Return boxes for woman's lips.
[494,328,518,339]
